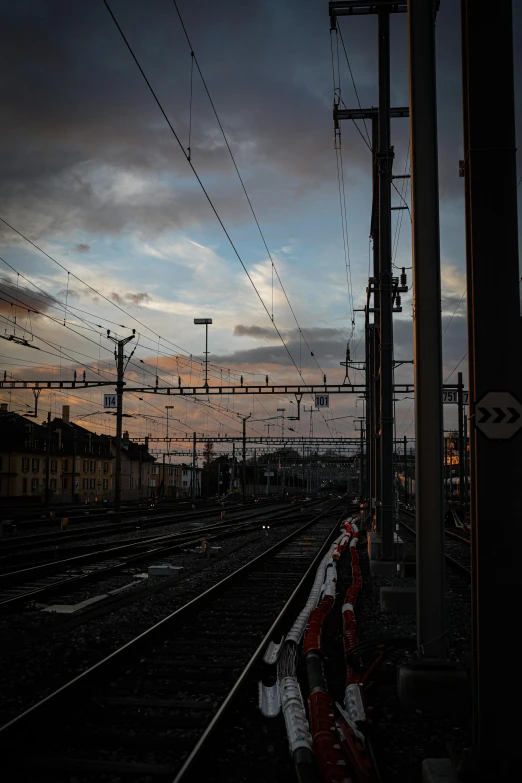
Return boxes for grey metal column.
[461,0,522,771]
[365,320,372,512]
[191,432,196,503]
[377,10,394,559]
[407,0,445,659]
[403,435,408,505]
[368,323,376,518]
[457,372,465,511]
[371,112,381,534]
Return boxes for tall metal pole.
[205,321,209,388]
[107,331,134,516]
[242,414,251,503]
[371,114,381,533]
[191,431,197,503]
[45,411,51,507]
[457,372,465,511]
[463,413,468,505]
[408,0,445,658]
[231,443,235,491]
[403,435,408,505]
[377,10,394,559]
[462,2,522,764]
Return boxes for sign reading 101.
[315,394,329,408]
[104,394,117,409]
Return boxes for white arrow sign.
[475,391,522,440]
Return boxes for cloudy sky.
[0,0,520,458]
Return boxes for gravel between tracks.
[355,529,471,780]
[0,510,326,725]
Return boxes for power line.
[442,288,467,336]
[102,0,309,389]
[336,25,371,147]
[171,0,325,380]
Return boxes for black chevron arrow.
[478,407,491,424]
[507,407,521,425]
[493,407,506,424]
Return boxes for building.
[0,404,48,501]
[0,404,156,505]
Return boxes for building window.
[31,458,39,472]
[31,478,39,492]
[83,459,89,472]
[168,467,173,476]
[183,480,188,487]
[90,460,96,473]
[61,477,68,490]
[50,459,57,473]
[103,478,108,490]
[62,459,68,472]
[22,457,29,472]
[89,478,95,490]
[103,461,109,474]
[0,457,2,471]
[50,479,57,491]
[82,478,88,489]
[130,475,135,489]
[150,479,156,488]
[22,477,27,493]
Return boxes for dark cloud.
[0,277,55,314]
[216,326,352,369]
[234,324,284,340]
[111,291,151,306]
[75,243,90,253]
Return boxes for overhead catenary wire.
[102,0,311,391]
[171,0,326,380]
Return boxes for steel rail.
[0,507,318,612]
[0,502,307,581]
[0,500,344,758]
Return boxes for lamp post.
[194,318,213,388]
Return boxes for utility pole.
[71,428,77,504]
[191,431,197,503]
[403,435,408,505]
[457,372,465,512]
[107,330,135,516]
[231,443,235,491]
[266,458,270,496]
[407,0,446,659]
[377,7,395,561]
[461,0,522,751]
[241,414,252,503]
[45,411,51,507]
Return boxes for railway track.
[0,503,314,611]
[399,506,471,579]
[0,497,281,555]
[0,501,346,782]
[0,497,255,532]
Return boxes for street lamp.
[194,318,213,388]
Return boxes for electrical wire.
[171,0,326,381]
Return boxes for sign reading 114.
[104,394,117,409]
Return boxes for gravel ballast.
[0,509,329,725]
